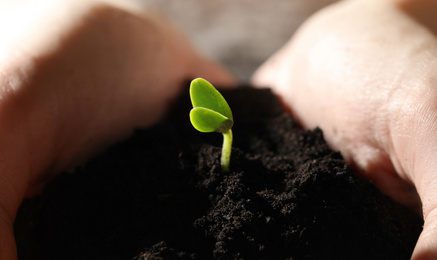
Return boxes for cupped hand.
[252,0,437,258]
[0,1,235,259]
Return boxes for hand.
[252,0,437,258]
[0,1,235,259]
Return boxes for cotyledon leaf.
[190,107,233,133]
[189,78,233,121]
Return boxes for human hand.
[252,0,437,258]
[0,1,235,259]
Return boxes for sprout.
[189,78,233,172]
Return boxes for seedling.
[189,78,233,172]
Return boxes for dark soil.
[15,86,422,259]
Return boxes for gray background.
[135,0,339,81]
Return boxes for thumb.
[413,209,437,259]
[395,102,437,259]
[412,161,437,259]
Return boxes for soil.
[15,86,422,259]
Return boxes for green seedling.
[189,78,233,172]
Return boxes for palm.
[0,1,235,259]
[252,0,437,258]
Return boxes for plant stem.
[221,129,233,172]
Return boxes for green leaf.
[188,78,234,172]
[190,107,233,133]
[190,78,233,121]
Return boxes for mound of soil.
[15,87,422,259]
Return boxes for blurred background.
[132,0,339,81]
[0,0,339,81]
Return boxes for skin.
[252,0,437,259]
[0,1,235,259]
[3,0,437,259]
